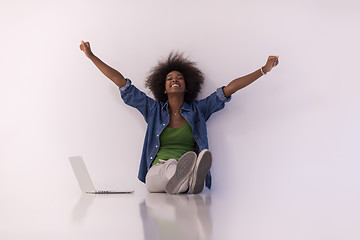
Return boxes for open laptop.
[69,156,134,194]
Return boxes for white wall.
[1,0,359,212]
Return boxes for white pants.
[146,159,189,193]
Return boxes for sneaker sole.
[165,152,196,195]
[191,150,212,194]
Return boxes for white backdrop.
[1,0,360,238]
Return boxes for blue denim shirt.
[119,78,231,189]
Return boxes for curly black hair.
[145,52,204,103]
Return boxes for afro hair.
[145,52,204,103]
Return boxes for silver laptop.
[69,156,134,194]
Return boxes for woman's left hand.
[263,56,279,74]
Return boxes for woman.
[80,40,279,194]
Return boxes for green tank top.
[152,121,196,166]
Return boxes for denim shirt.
[119,78,231,189]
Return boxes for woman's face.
[165,70,186,95]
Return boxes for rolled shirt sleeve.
[216,86,232,103]
[119,78,132,93]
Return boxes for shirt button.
[157,134,159,137]
[156,145,158,148]
[163,123,165,126]
[150,157,153,160]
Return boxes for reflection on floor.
[4,184,358,240]
[140,193,212,240]
[70,191,213,240]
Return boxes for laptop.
[69,156,134,194]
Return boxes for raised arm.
[222,56,279,98]
[80,40,127,88]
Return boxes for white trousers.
[146,159,189,193]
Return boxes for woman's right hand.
[80,40,94,58]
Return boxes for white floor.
[1,182,360,240]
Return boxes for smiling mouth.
[171,84,180,88]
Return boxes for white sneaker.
[165,151,197,195]
[189,149,212,194]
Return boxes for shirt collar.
[161,101,169,111]
[161,100,191,112]
[181,101,191,112]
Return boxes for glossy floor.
[1,183,359,240]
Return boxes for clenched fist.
[263,56,279,74]
[80,40,94,58]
